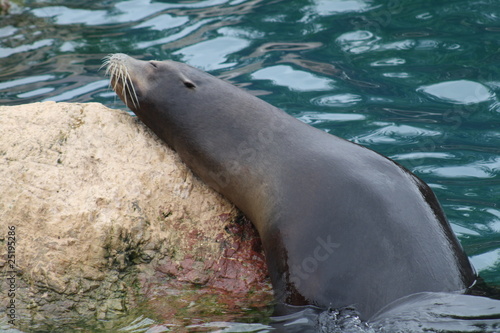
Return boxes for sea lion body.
[105,53,476,319]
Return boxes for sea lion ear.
[183,80,196,89]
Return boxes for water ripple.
[418,80,495,105]
[471,248,500,273]
[135,14,189,31]
[251,65,335,92]
[308,0,378,16]
[174,36,250,70]
[312,93,363,107]
[31,0,230,26]
[352,123,441,144]
[0,25,16,38]
[136,18,217,50]
[43,80,108,102]
[414,157,500,179]
[0,75,56,91]
[298,111,366,126]
[370,58,406,67]
[0,38,53,58]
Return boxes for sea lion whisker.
[103,55,140,109]
[107,64,116,90]
[112,64,125,106]
[104,58,120,92]
[121,67,133,108]
[118,68,130,107]
[111,65,120,90]
[130,83,139,109]
[116,65,128,104]
[100,55,112,73]
[122,66,139,109]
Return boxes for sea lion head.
[103,53,260,155]
[103,53,199,113]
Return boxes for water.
[1,0,500,331]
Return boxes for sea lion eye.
[184,80,196,89]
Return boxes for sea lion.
[104,53,476,320]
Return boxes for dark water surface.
[1,0,500,331]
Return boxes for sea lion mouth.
[102,54,140,109]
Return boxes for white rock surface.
[0,102,269,328]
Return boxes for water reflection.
[135,14,189,31]
[0,75,55,90]
[252,65,334,92]
[136,18,217,50]
[471,249,500,275]
[418,80,495,105]
[43,80,108,102]
[415,157,500,179]
[297,111,366,126]
[352,123,441,144]
[174,35,250,70]
[0,25,17,38]
[391,151,454,161]
[370,57,406,66]
[336,30,380,54]
[0,39,53,58]
[30,0,231,25]
[17,87,54,98]
[308,0,377,15]
[312,93,363,107]
[186,321,272,332]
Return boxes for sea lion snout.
[104,53,144,110]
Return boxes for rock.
[0,102,271,329]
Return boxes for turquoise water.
[1,0,500,331]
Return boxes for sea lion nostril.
[150,62,158,68]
